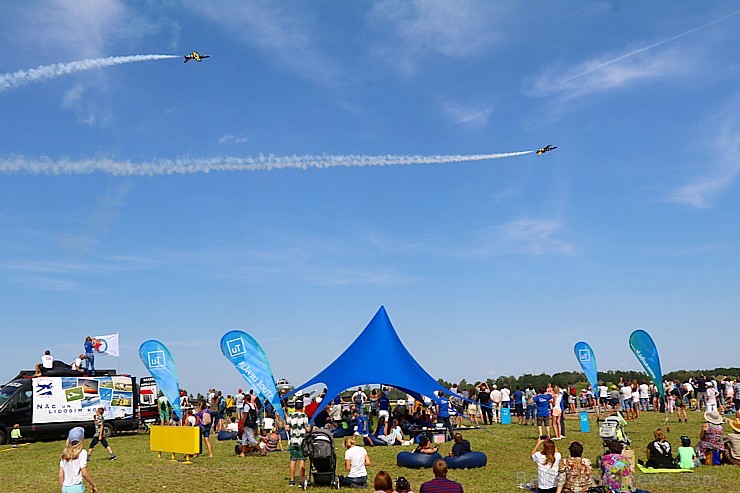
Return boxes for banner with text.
[139,340,182,419]
[220,330,284,418]
[32,375,134,424]
[629,329,665,400]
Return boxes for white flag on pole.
[92,333,119,357]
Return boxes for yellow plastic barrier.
[149,426,200,464]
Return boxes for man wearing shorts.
[513,386,525,425]
[532,388,552,438]
[285,400,310,488]
[620,383,633,418]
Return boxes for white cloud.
[60,83,113,127]
[528,47,690,101]
[8,0,127,59]
[369,0,504,74]
[185,0,340,85]
[218,133,249,145]
[528,10,740,102]
[476,218,574,256]
[666,107,740,208]
[440,102,493,129]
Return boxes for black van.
[0,371,139,444]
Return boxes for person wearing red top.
[419,459,463,493]
[305,397,319,418]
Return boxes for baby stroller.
[595,412,631,466]
[598,412,631,448]
[302,427,340,489]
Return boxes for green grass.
[1,413,738,492]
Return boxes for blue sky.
[1,1,739,395]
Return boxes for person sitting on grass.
[677,436,698,469]
[556,441,594,493]
[395,476,414,493]
[414,435,438,455]
[265,428,284,453]
[697,410,725,465]
[724,418,740,466]
[341,436,371,488]
[531,437,561,493]
[373,470,395,493]
[419,459,463,493]
[641,428,675,469]
[601,440,634,493]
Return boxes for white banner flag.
[93,333,119,357]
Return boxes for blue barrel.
[579,411,590,432]
[501,406,511,425]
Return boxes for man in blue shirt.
[436,391,454,441]
[532,388,552,439]
[512,386,525,425]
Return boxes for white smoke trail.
[0,54,180,92]
[0,151,533,176]
[561,9,740,83]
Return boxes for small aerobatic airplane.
[184,51,210,63]
[536,144,558,156]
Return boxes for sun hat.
[704,410,724,425]
[729,418,740,433]
[68,427,85,443]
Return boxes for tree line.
[438,367,740,392]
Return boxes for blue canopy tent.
[289,306,453,419]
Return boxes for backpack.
[219,396,226,412]
[354,392,364,406]
[200,410,212,426]
[244,404,258,428]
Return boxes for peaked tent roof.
[291,306,451,418]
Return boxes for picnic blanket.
[636,464,693,474]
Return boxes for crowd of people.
[44,369,740,492]
[524,411,740,493]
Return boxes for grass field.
[1,413,738,492]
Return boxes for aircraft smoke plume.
[0,55,179,93]
[0,151,533,176]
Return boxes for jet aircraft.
[184,51,210,63]
[536,145,558,156]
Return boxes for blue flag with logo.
[629,329,665,400]
[220,330,284,419]
[139,340,182,420]
[574,341,599,392]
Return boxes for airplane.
[184,51,210,63]
[37,382,53,395]
[536,144,558,156]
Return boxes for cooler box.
[432,432,446,443]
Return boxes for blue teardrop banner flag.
[573,341,599,392]
[138,339,182,419]
[629,329,665,400]
[220,330,285,419]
